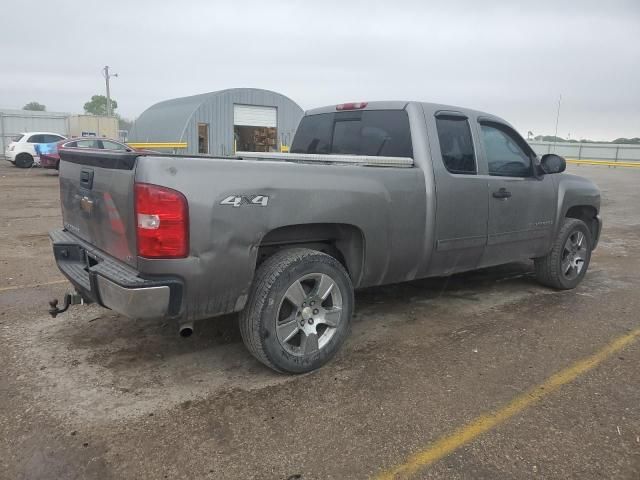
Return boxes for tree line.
[533,135,640,145]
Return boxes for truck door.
[427,111,488,275]
[476,120,556,267]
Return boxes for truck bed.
[57,147,427,321]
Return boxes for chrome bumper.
[96,276,170,319]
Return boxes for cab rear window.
[291,110,413,158]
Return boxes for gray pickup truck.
[50,101,601,373]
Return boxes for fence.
[0,109,119,154]
[0,109,69,153]
[528,141,640,163]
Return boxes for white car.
[5,132,67,168]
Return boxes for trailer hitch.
[48,291,84,318]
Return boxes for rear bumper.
[49,228,183,320]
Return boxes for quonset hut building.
[128,88,304,156]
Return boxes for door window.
[435,115,476,174]
[481,123,534,177]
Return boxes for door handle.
[80,169,94,190]
[492,188,512,199]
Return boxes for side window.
[27,134,44,143]
[76,140,101,149]
[101,140,127,151]
[481,123,533,177]
[435,115,476,174]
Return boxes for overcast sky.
[1,0,638,140]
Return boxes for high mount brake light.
[135,183,189,258]
[336,102,368,111]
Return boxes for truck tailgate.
[58,149,138,267]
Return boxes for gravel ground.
[1,161,639,479]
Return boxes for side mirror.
[540,153,566,174]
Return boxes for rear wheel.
[14,153,34,168]
[535,218,592,289]
[239,248,353,373]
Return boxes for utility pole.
[102,66,118,117]
[552,94,562,152]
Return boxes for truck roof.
[305,101,509,126]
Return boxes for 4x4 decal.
[220,194,269,208]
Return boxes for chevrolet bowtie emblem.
[80,196,94,214]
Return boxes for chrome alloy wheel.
[561,230,587,280]
[276,273,343,357]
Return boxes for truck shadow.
[357,261,536,306]
[62,261,538,367]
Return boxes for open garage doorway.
[233,105,277,152]
[198,123,209,154]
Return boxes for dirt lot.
[1,160,639,479]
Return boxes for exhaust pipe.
[179,322,194,338]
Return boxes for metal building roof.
[128,88,303,145]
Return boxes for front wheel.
[239,248,354,373]
[535,218,592,289]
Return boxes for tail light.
[336,102,368,111]
[135,183,189,258]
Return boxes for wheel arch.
[256,223,366,287]
[565,205,599,246]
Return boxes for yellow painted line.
[0,279,67,293]
[375,327,640,480]
[566,159,640,168]
[127,142,187,149]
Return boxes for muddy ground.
[0,161,639,479]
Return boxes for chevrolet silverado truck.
[49,101,601,373]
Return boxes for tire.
[14,153,34,168]
[239,248,354,373]
[534,218,592,290]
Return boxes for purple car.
[40,137,136,170]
